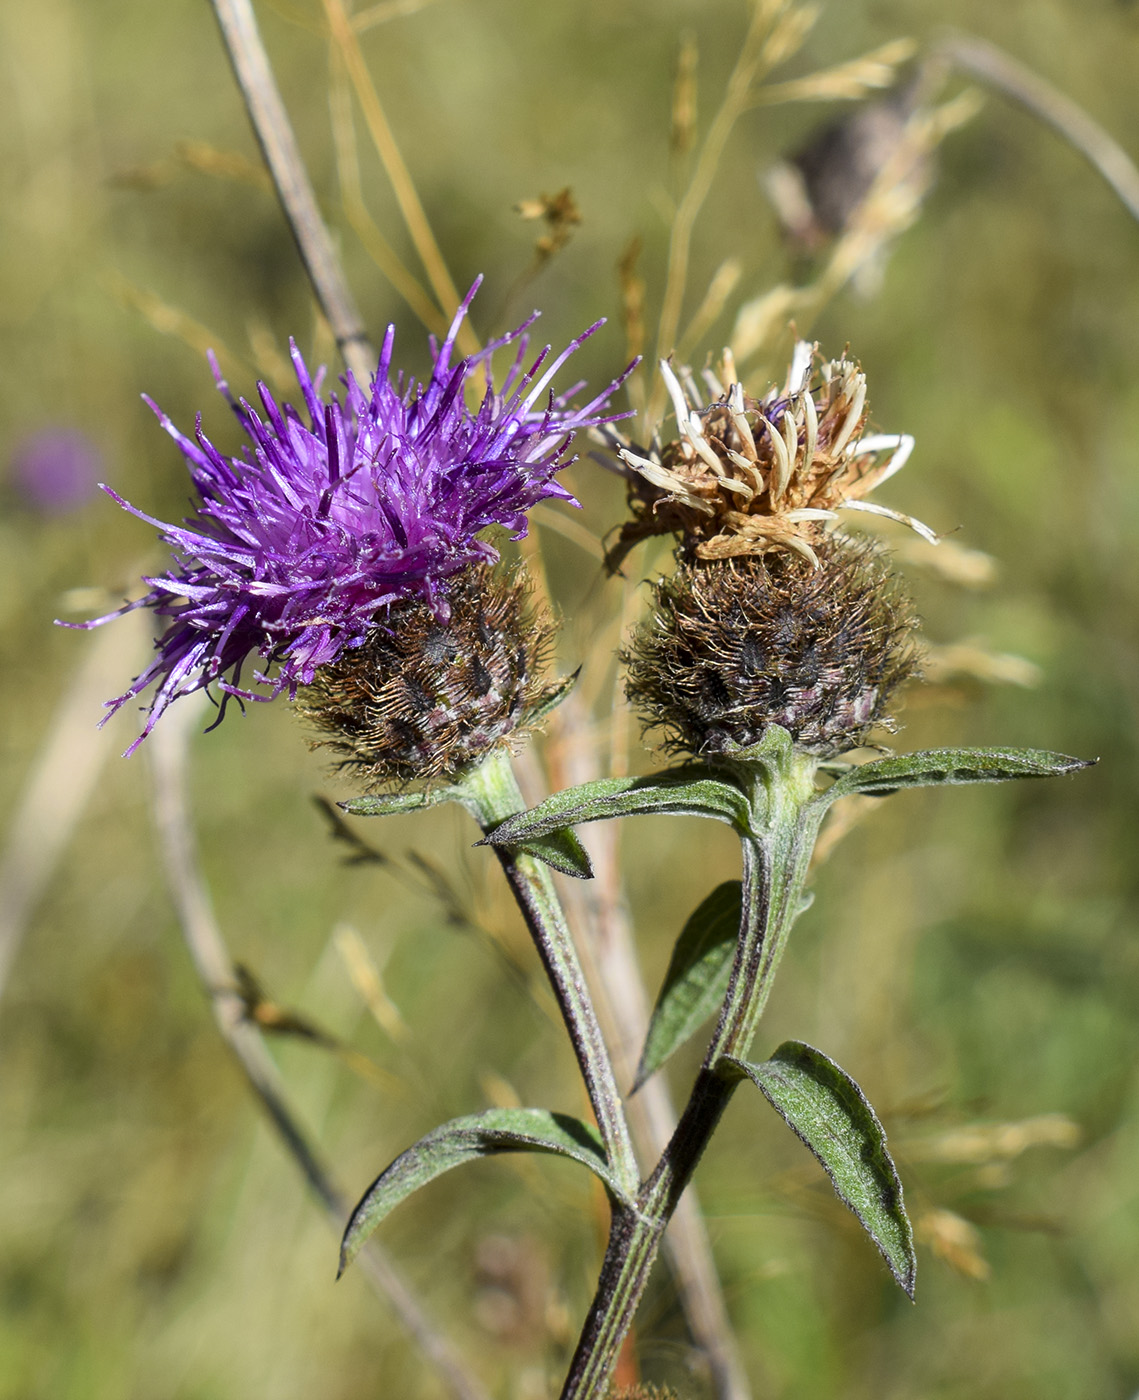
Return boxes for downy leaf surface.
[338,788,454,818]
[720,1041,916,1296]
[635,881,742,1090]
[340,1108,627,1273]
[512,828,594,879]
[481,770,753,849]
[820,747,1094,804]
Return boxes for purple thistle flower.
[67,280,633,755]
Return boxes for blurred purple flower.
[69,281,632,754]
[11,428,103,513]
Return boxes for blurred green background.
[3,0,1138,1396]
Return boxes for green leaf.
[821,746,1095,804]
[720,1042,916,1297]
[514,828,594,880]
[635,882,742,1091]
[635,885,816,1090]
[338,787,454,818]
[340,1109,627,1274]
[480,769,753,849]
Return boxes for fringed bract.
[624,538,919,758]
[297,564,556,785]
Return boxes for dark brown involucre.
[296,564,555,785]
[624,537,919,757]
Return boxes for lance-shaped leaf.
[820,746,1094,804]
[338,774,592,877]
[480,770,753,850]
[636,884,815,1090]
[635,882,742,1091]
[340,1109,629,1274]
[720,1042,916,1297]
[512,828,594,880]
[338,787,455,818]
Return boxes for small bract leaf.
[821,747,1094,804]
[523,669,579,727]
[480,769,753,848]
[635,881,742,1091]
[338,787,454,818]
[719,724,795,778]
[515,828,594,880]
[340,1108,627,1274]
[720,1042,916,1297]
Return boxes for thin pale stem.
[210,0,376,382]
[941,33,1139,225]
[353,0,438,34]
[560,760,822,1400]
[148,700,488,1400]
[460,751,639,1198]
[0,611,148,1018]
[649,0,786,426]
[327,47,449,334]
[322,0,481,356]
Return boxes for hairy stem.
[0,614,147,1018]
[210,0,377,381]
[548,690,753,1400]
[460,750,640,1198]
[560,758,822,1399]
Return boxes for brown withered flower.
[616,348,930,759]
[604,344,936,574]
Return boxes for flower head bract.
[72,281,631,754]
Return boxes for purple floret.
[68,280,633,754]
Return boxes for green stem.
[460,751,640,1199]
[560,754,823,1399]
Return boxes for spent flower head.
[604,342,936,573]
[617,346,926,760]
[71,281,631,754]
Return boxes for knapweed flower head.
[616,345,927,760]
[604,343,936,573]
[73,281,631,754]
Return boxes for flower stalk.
[560,748,823,1399]
[458,749,640,1198]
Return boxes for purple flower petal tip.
[85,284,632,749]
